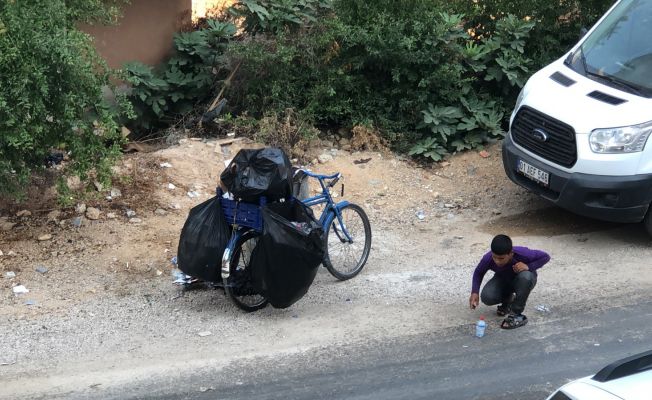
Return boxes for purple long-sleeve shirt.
[471,246,550,294]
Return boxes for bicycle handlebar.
[300,169,340,180]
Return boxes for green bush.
[226,0,535,159]
[124,0,614,162]
[451,0,616,67]
[0,0,128,197]
[124,20,236,131]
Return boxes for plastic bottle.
[476,316,486,338]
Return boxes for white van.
[502,0,652,235]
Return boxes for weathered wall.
[82,0,192,69]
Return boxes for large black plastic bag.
[177,196,231,282]
[220,148,292,203]
[251,201,325,309]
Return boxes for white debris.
[12,285,29,294]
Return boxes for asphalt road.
[84,298,652,400]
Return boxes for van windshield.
[568,0,652,97]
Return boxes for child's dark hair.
[491,234,512,255]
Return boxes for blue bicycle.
[297,170,372,281]
[219,170,372,312]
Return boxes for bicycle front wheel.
[223,231,268,312]
[323,203,372,281]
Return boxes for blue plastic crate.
[217,188,266,231]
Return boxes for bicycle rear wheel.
[323,203,372,281]
[223,231,268,312]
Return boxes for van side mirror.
[579,27,588,39]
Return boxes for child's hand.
[469,293,479,309]
[513,262,529,273]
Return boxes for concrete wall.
[82,0,192,69]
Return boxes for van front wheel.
[644,207,652,236]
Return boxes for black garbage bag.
[291,167,310,201]
[177,196,231,282]
[251,201,325,309]
[220,148,292,203]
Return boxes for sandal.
[500,314,528,330]
[496,304,511,317]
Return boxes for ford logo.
[531,128,549,142]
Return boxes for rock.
[198,331,212,337]
[12,285,29,294]
[129,218,143,224]
[94,181,104,192]
[0,218,16,231]
[126,209,136,218]
[159,162,173,168]
[187,191,200,198]
[106,213,117,219]
[5,271,16,279]
[7,251,17,257]
[444,203,455,208]
[154,208,167,216]
[492,210,502,215]
[121,126,131,138]
[318,154,333,164]
[75,203,87,214]
[342,144,352,151]
[47,210,61,222]
[71,217,84,228]
[38,234,53,241]
[35,266,48,274]
[454,198,464,203]
[0,250,3,256]
[66,175,82,190]
[16,210,31,218]
[340,138,349,146]
[311,158,318,165]
[86,207,101,220]
[167,183,176,190]
[110,188,122,198]
[479,150,490,158]
[169,204,181,210]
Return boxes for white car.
[546,350,652,400]
[502,0,652,235]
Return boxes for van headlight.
[589,121,652,153]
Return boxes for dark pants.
[480,271,537,315]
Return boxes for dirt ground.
[1,137,652,399]
[0,137,508,321]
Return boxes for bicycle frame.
[300,171,354,243]
[221,170,354,280]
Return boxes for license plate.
[517,159,550,187]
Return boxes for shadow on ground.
[479,206,649,241]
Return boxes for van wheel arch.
[644,206,652,236]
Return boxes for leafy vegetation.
[0,0,129,197]
[124,20,236,130]
[119,0,615,161]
